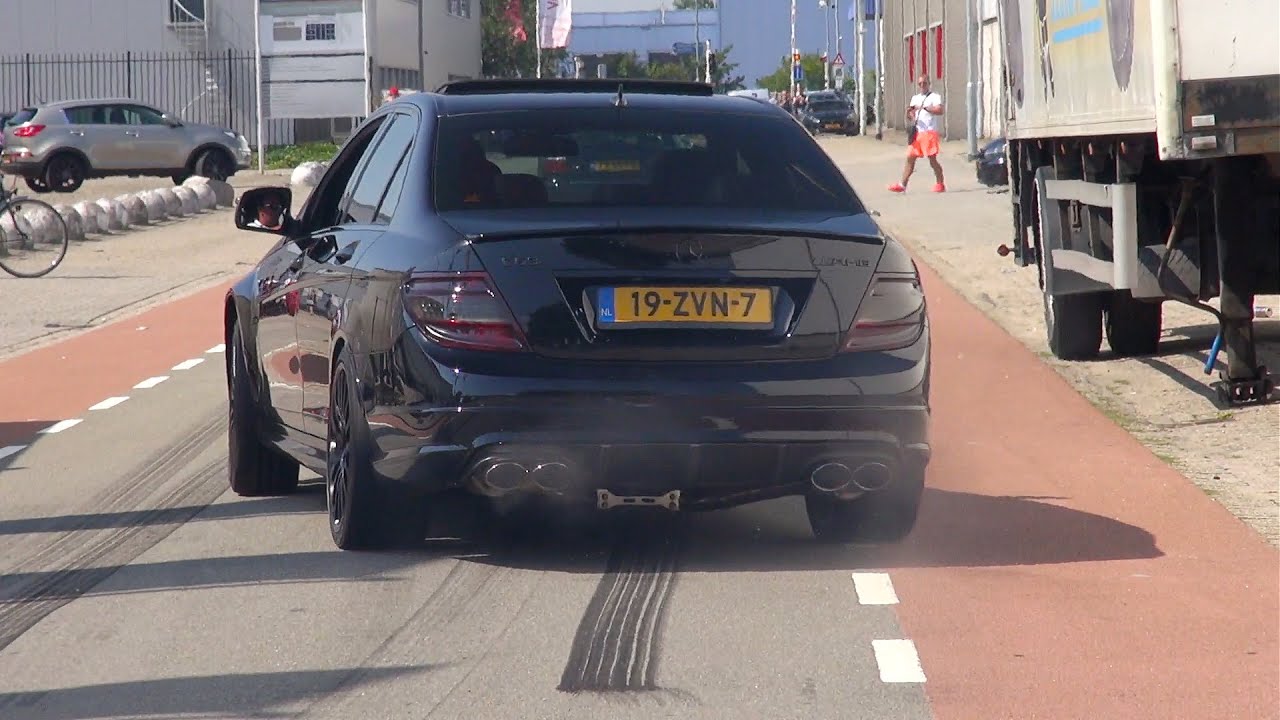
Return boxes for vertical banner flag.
[849,0,878,21]
[538,0,572,49]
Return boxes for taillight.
[541,156,569,174]
[12,124,45,138]
[840,272,927,353]
[403,272,528,352]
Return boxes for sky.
[576,0,667,10]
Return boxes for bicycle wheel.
[0,197,69,278]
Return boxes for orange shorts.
[908,129,941,158]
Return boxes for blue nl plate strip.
[597,287,617,323]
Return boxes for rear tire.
[227,320,300,496]
[24,177,51,194]
[194,148,233,182]
[1105,291,1162,356]
[43,154,86,193]
[806,464,925,544]
[1043,291,1104,360]
[327,350,430,551]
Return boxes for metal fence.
[0,50,295,147]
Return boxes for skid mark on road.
[558,522,681,693]
[0,411,226,651]
[294,559,543,719]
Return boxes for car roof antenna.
[613,83,627,108]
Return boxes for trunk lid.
[441,208,887,362]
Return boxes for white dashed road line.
[851,572,924,685]
[872,639,927,683]
[40,419,83,435]
[9,351,215,451]
[88,397,130,411]
[852,572,900,605]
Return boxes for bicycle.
[0,169,69,278]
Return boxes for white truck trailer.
[994,0,1279,405]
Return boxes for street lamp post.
[790,0,798,99]
[822,1,831,89]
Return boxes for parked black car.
[224,79,932,551]
[975,137,1009,186]
[799,90,861,135]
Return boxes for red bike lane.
[0,282,231,451]
[877,261,1279,720]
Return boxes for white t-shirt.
[910,92,943,133]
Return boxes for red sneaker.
[932,182,946,193]
[888,182,906,193]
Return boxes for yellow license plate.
[597,286,774,326]
[591,161,640,172]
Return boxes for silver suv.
[0,98,251,193]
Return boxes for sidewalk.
[819,133,1280,546]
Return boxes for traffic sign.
[792,62,804,82]
[673,42,698,56]
[832,52,846,68]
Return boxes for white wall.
[421,0,481,88]
[0,0,185,54]
[375,0,421,71]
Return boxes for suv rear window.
[5,109,36,127]
[433,106,862,214]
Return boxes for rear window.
[5,109,36,127]
[433,107,862,214]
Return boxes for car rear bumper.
[362,327,931,507]
[0,149,43,177]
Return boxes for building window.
[917,29,928,78]
[447,0,471,18]
[306,22,337,41]
[904,35,915,80]
[933,24,944,79]
[273,22,303,42]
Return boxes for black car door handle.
[334,241,359,265]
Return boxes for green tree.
[481,0,567,78]
[756,53,828,93]
[672,0,716,9]
[642,46,744,93]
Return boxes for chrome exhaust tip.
[851,462,892,492]
[810,462,854,493]
[529,461,572,493]
[483,461,528,493]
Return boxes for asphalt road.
[0,170,1276,719]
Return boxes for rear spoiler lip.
[457,224,887,247]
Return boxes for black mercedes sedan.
[224,79,932,551]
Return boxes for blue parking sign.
[792,63,804,82]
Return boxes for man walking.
[889,75,946,193]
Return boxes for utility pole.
[790,0,798,99]
[695,1,702,81]
[966,0,979,157]
[856,0,865,134]
[823,1,831,89]
[875,0,885,139]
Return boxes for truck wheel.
[1043,290,1103,360]
[1105,291,1162,356]
[1035,165,1103,360]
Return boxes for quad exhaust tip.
[810,461,893,494]
[529,461,572,493]
[483,461,528,492]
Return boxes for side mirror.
[236,186,294,235]
[162,114,182,128]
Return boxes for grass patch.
[251,143,340,171]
